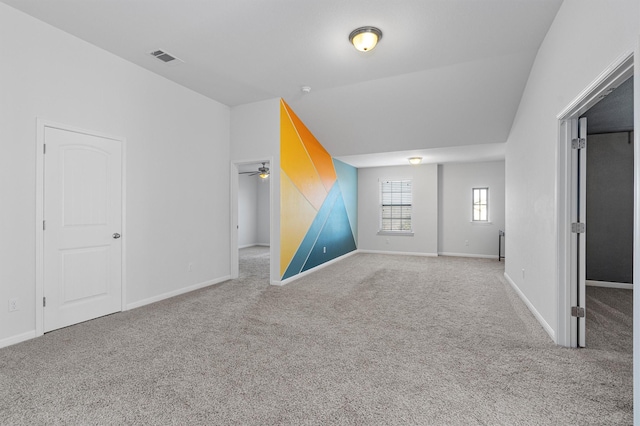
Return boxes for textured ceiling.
[2,0,564,165]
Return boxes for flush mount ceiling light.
[349,26,383,52]
[408,157,422,165]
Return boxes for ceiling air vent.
[149,50,183,64]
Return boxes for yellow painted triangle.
[280,171,318,276]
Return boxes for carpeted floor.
[0,247,632,425]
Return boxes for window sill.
[377,231,414,236]
[470,221,493,225]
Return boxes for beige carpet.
[0,247,632,425]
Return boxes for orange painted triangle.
[282,100,337,193]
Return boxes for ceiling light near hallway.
[349,26,382,52]
[408,157,422,165]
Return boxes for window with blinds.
[472,187,489,221]
[380,179,412,232]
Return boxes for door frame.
[230,157,273,280]
[35,119,127,337]
[555,51,634,347]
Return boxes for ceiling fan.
[240,162,270,179]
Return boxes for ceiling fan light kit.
[239,162,270,179]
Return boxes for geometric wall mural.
[280,99,357,280]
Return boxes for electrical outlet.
[522,269,525,279]
[323,247,326,254]
[8,298,18,312]
[465,240,469,246]
[187,262,194,272]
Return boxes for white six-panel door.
[43,126,122,332]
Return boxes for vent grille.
[149,50,183,64]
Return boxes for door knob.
[113,233,121,239]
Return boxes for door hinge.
[571,222,585,233]
[43,144,46,154]
[571,306,585,318]
[43,297,46,307]
[571,138,586,149]
[43,220,46,230]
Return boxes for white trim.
[557,51,634,119]
[358,249,438,257]
[0,330,37,349]
[555,119,573,347]
[376,231,414,236]
[633,35,640,426]
[35,119,127,336]
[438,252,498,259]
[504,272,556,342]
[271,250,359,286]
[126,275,231,310]
[121,135,128,311]
[35,120,45,337]
[586,280,633,290]
[230,162,239,280]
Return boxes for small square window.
[472,188,489,222]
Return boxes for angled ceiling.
[2,0,563,165]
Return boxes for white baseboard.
[358,249,438,257]
[126,275,231,310]
[272,250,360,286]
[586,280,633,290]
[239,243,270,249]
[503,272,556,342]
[438,252,498,259]
[0,330,37,349]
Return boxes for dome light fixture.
[349,26,383,52]
[408,157,422,165]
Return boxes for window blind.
[381,180,412,231]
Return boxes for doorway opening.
[230,159,272,282]
[581,78,634,352]
[556,52,634,348]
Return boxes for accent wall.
[280,100,357,280]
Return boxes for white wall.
[438,161,505,258]
[257,179,271,245]
[505,0,639,341]
[238,174,258,247]
[358,164,438,255]
[0,3,231,346]
[230,98,280,283]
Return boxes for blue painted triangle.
[301,187,357,273]
[282,182,341,280]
